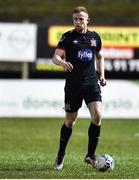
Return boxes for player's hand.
[63,62,73,72]
[99,77,107,86]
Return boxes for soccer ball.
[94,154,115,172]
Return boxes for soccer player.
[52,6,106,170]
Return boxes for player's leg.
[53,112,77,170]
[88,101,102,155]
[58,112,78,158]
[85,101,102,165]
[53,86,82,170]
[83,84,102,166]
[59,85,82,156]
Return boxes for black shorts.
[64,84,102,112]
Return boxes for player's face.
[73,11,89,33]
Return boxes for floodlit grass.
[0,118,139,178]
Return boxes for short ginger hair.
[73,6,89,15]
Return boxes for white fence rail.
[0,80,139,118]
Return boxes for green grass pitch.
[0,118,139,179]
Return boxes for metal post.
[22,62,29,79]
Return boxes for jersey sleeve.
[96,34,102,52]
[57,33,67,49]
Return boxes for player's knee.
[65,121,76,128]
[93,110,102,125]
[65,118,76,128]
[65,112,77,128]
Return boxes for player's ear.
[87,17,90,22]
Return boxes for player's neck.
[81,29,87,34]
[75,28,88,34]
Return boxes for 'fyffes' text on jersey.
[77,49,93,62]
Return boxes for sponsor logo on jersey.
[78,49,93,62]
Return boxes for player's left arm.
[96,49,107,86]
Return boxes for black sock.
[87,122,101,158]
[58,123,72,157]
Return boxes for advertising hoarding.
[0,23,37,62]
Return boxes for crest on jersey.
[91,38,96,47]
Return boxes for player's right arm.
[53,48,73,72]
